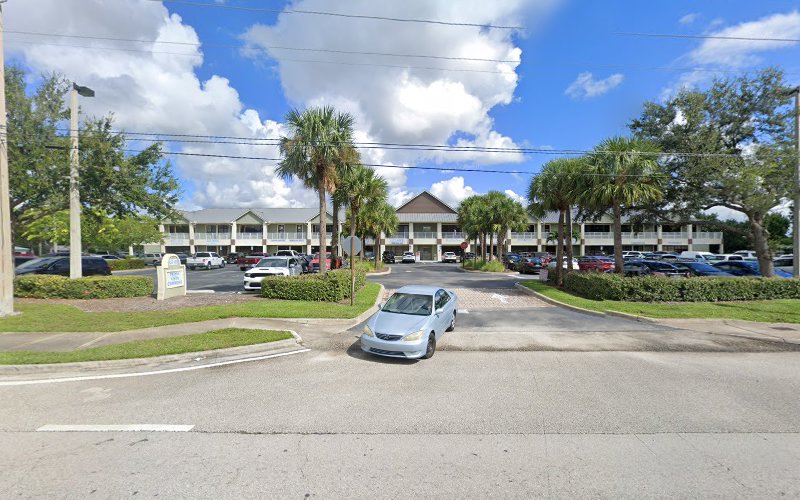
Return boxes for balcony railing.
[441,232,464,241]
[662,232,688,239]
[693,232,723,241]
[195,233,230,243]
[413,232,437,239]
[269,232,307,241]
[164,233,190,244]
[624,232,658,240]
[387,233,409,240]
[236,232,263,241]
[584,232,613,239]
[510,232,537,241]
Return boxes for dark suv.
[15,257,111,276]
[382,251,396,264]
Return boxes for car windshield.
[256,258,289,268]
[15,257,57,271]
[684,262,720,272]
[382,293,433,316]
[195,253,211,257]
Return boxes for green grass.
[0,282,381,333]
[0,328,293,365]
[354,261,385,273]
[463,259,506,272]
[522,281,800,324]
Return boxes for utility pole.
[68,82,94,279]
[794,88,800,278]
[0,1,15,317]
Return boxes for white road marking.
[490,293,509,304]
[0,349,311,387]
[460,309,470,314]
[37,424,194,432]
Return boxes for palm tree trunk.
[613,202,623,274]
[318,182,327,275]
[480,233,486,262]
[749,215,773,277]
[360,231,365,264]
[375,233,381,271]
[331,198,340,259]
[556,209,565,286]
[489,233,494,262]
[565,208,574,273]
[499,226,506,265]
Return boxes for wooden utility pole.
[0,1,15,317]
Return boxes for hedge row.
[260,269,366,302]
[563,272,800,302]
[15,275,154,299]
[108,258,146,271]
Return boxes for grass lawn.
[0,328,294,365]
[523,281,800,324]
[0,282,381,333]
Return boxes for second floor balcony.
[510,232,537,241]
[236,232,263,242]
[194,233,230,244]
[270,232,307,242]
[164,233,190,245]
[441,231,464,241]
[413,231,438,240]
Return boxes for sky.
[6,0,800,213]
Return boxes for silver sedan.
[360,285,458,359]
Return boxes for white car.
[774,255,794,276]
[187,252,225,270]
[547,256,580,270]
[716,254,757,262]
[143,253,163,266]
[622,251,646,259]
[401,251,416,263]
[733,250,758,259]
[442,252,458,263]
[243,256,303,291]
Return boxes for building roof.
[396,191,457,214]
[174,207,344,224]
[397,213,459,223]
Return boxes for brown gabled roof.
[395,191,457,214]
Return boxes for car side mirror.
[435,308,444,315]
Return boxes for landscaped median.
[521,280,800,324]
[0,328,294,365]
[463,260,505,272]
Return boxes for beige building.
[151,191,723,259]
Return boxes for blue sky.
[7,0,800,209]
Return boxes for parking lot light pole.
[69,82,94,279]
[793,87,800,278]
[0,1,15,317]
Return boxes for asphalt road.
[122,264,250,293]
[3,263,798,497]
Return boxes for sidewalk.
[653,318,800,345]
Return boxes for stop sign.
[460,242,468,250]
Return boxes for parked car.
[360,285,458,360]
[382,251,396,264]
[679,251,717,261]
[504,253,522,269]
[227,252,242,264]
[622,251,647,260]
[15,256,111,276]
[401,251,416,264]
[243,256,303,291]
[187,252,225,270]
[712,261,793,277]
[175,253,189,265]
[274,250,301,257]
[97,254,123,260]
[774,255,794,276]
[733,250,758,259]
[632,260,687,278]
[442,252,459,263]
[517,257,544,274]
[238,253,267,271]
[618,262,653,277]
[657,253,679,261]
[463,252,476,260]
[546,256,579,270]
[716,254,756,262]
[671,261,734,277]
[578,256,615,272]
[143,253,163,266]
[364,251,375,261]
[14,255,37,267]
[310,253,342,272]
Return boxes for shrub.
[464,260,505,272]
[15,275,154,299]
[108,258,146,271]
[260,269,366,302]
[563,272,800,302]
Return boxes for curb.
[458,267,510,274]
[366,267,392,276]
[0,334,304,375]
[514,283,607,317]
[347,284,384,325]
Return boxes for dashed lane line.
[37,424,194,432]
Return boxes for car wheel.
[446,312,456,332]
[206,262,212,270]
[422,332,436,359]
[189,266,195,271]
[220,261,226,268]
[240,267,246,271]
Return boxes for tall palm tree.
[338,165,388,265]
[527,158,584,285]
[361,202,399,270]
[276,106,357,274]
[494,196,529,263]
[585,137,664,274]
[457,195,485,261]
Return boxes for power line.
[5,30,521,64]
[616,32,800,43]
[151,0,524,30]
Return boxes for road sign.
[342,236,362,256]
[460,241,468,250]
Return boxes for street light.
[69,82,94,279]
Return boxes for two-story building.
[150,191,724,259]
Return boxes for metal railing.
[693,232,723,240]
[413,232,437,239]
[268,232,306,241]
[510,232,537,240]
[387,233,409,240]
[624,232,658,240]
[236,232,263,241]
[194,233,230,241]
[441,232,464,240]
[661,232,688,239]
[583,232,613,239]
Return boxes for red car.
[311,253,342,272]
[237,252,268,271]
[578,256,615,272]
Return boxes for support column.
[231,221,237,254]
[262,222,269,254]
[686,224,693,251]
[656,225,663,251]
[158,224,166,253]
[579,223,586,256]
[188,223,195,254]
[536,221,543,252]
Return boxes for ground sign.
[157,253,186,300]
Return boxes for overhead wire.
[616,32,800,43]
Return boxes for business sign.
[388,238,406,245]
[157,253,187,300]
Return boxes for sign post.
[342,236,362,306]
[156,253,187,300]
[460,241,468,267]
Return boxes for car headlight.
[244,273,251,278]
[363,325,374,337]
[403,329,425,342]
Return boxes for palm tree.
[494,196,529,264]
[361,202,399,270]
[457,195,486,262]
[276,106,357,274]
[338,165,388,266]
[585,137,664,274]
[527,158,584,285]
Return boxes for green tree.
[337,165,388,264]
[493,195,529,263]
[277,106,357,274]
[457,195,486,261]
[360,202,399,270]
[584,137,664,274]
[630,67,794,277]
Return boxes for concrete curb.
[366,267,392,276]
[514,283,607,318]
[0,334,304,375]
[348,284,384,326]
[458,267,510,275]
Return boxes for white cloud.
[505,189,527,205]
[564,72,624,100]
[430,176,478,207]
[241,0,558,166]
[688,11,800,68]
[6,0,317,209]
[679,13,699,25]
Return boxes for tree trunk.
[498,226,506,265]
[613,202,623,274]
[375,234,381,271]
[750,215,774,277]
[565,208,574,273]
[318,183,327,275]
[555,210,565,286]
[360,231,365,264]
[480,233,486,262]
[489,233,494,262]
[331,197,340,259]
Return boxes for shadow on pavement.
[345,340,420,365]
